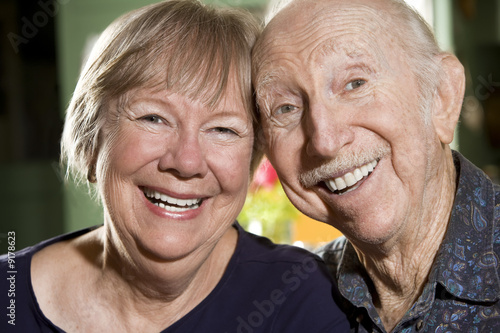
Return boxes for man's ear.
[432,54,465,144]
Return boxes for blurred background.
[0,0,499,253]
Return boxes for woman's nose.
[158,131,209,179]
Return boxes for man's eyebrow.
[314,38,339,60]
[255,70,284,101]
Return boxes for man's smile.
[324,159,378,195]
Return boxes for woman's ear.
[432,54,465,144]
[87,154,99,183]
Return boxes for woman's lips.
[142,187,203,213]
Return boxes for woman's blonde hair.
[61,0,262,187]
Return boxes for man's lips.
[142,187,204,213]
[324,159,378,195]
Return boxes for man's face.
[254,0,441,245]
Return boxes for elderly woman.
[0,1,349,332]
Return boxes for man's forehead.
[262,1,390,56]
[256,16,388,72]
[255,1,393,68]
[270,1,387,34]
[270,0,389,16]
[254,45,381,101]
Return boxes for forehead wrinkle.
[255,69,288,112]
[254,22,336,99]
[254,1,397,105]
[308,35,390,76]
[305,8,389,63]
[263,15,390,81]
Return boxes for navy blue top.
[319,151,500,332]
[1,223,349,332]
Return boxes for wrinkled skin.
[253,0,462,251]
[100,85,254,265]
[253,0,464,329]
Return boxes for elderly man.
[252,0,500,331]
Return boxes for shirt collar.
[336,151,500,315]
[429,151,500,302]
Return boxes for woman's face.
[98,78,254,263]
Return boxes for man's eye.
[141,115,163,123]
[276,105,297,115]
[345,79,366,91]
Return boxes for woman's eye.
[345,79,366,91]
[275,105,297,115]
[213,127,237,135]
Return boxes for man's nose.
[158,131,209,179]
[305,101,354,158]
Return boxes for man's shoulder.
[316,236,347,259]
[493,182,500,253]
[315,236,347,279]
[495,182,500,220]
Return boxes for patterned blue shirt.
[318,151,500,332]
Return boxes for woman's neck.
[88,225,238,330]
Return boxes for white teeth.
[360,165,369,176]
[353,168,363,181]
[158,202,199,212]
[325,159,378,194]
[325,179,337,192]
[334,177,347,190]
[144,188,201,211]
[160,193,169,203]
[344,173,356,187]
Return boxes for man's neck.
[353,148,457,331]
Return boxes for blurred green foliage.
[237,182,300,244]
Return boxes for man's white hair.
[263,0,294,25]
[259,0,444,124]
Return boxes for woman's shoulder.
[235,222,324,265]
[0,226,102,332]
[31,226,103,276]
[193,223,351,333]
[30,226,104,330]
[0,225,102,279]
[31,226,103,291]
[233,223,335,291]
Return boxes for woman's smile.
[142,187,203,212]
